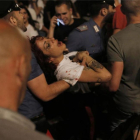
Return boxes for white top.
[36,0,44,30]
[28,7,37,21]
[24,24,38,39]
[54,53,84,86]
[28,0,44,30]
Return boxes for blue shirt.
[66,18,104,61]
[18,53,43,119]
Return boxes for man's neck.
[68,18,74,26]
[127,15,140,24]
[92,15,105,28]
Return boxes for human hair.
[55,0,72,10]
[17,0,30,6]
[30,36,57,82]
[121,0,140,16]
[19,5,38,30]
[89,2,109,17]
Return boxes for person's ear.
[70,8,73,15]
[9,16,17,26]
[101,8,108,16]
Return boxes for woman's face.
[35,37,67,58]
[20,8,29,24]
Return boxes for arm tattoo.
[88,60,103,69]
[83,66,91,70]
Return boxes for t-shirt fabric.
[107,23,140,113]
[18,53,43,118]
[54,54,84,86]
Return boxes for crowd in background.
[1,0,140,140]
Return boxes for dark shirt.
[54,18,86,43]
[18,53,43,119]
[66,18,105,62]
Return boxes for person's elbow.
[109,87,118,92]
[102,72,112,82]
[39,92,55,102]
[108,84,119,92]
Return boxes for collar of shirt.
[0,107,35,130]
[89,18,102,37]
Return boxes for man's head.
[89,0,115,21]
[0,0,27,32]
[0,19,31,111]
[121,0,140,16]
[55,0,74,25]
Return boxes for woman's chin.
[63,48,69,54]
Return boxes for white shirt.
[24,24,38,39]
[54,53,84,86]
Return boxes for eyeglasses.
[8,3,21,13]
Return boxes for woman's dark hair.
[20,5,38,30]
[30,36,57,83]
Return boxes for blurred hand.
[72,51,89,62]
[50,16,57,28]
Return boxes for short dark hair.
[89,2,109,17]
[55,0,72,9]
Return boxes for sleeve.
[56,63,84,86]
[107,36,123,62]
[28,53,43,81]
[66,30,83,52]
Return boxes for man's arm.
[32,0,43,16]
[107,62,124,92]
[47,16,57,39]
[113,29,121,34]
[102,35,124,91]
[27,73,70,101]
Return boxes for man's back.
[0,108,51,140]
[107,23,140,112]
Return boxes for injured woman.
[30,36,111,92]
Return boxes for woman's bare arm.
[73,52,112,83]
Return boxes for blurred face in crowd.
[12,10,27,32]
[20,8,29,25]
[55,4,74,25]
[35,37,66,59]
[103,5,116,23]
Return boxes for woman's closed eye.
[44,41,50,50]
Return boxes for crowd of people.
[0,0,140,140]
